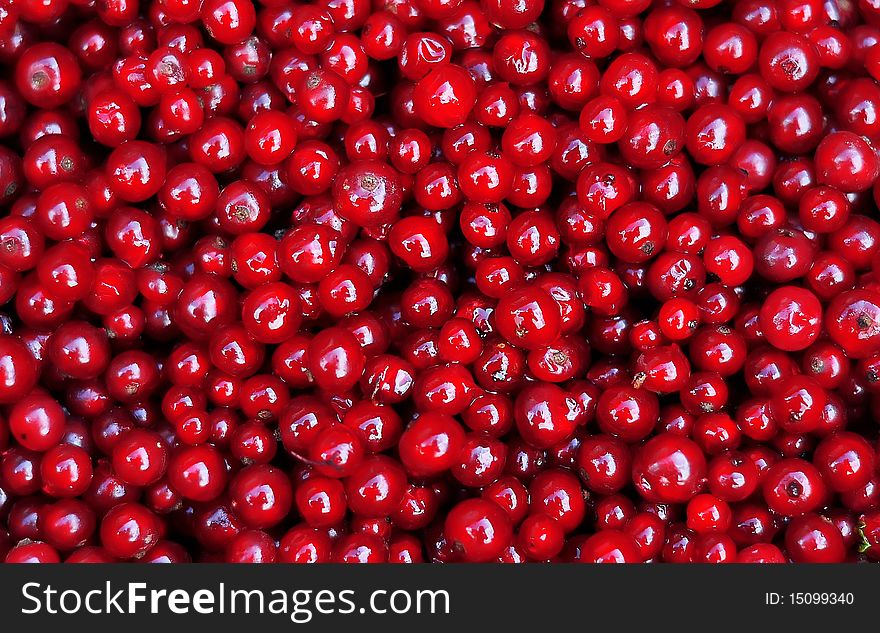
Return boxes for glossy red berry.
[578,530,641,563]
[814,432,875,493]
[100,503,162,559]
[759,31,820,93]
[444,498,512,562]
[229,464,293,529]
[515,383,581,449]
[333,160,402,227]
[15,42,82,109]
[413,64,477,128]
[759,286,823,352]
[786,513,846,563]
[762,458,827,517]
[815,131,880,192]
[494,285,562,351]
[112,430,168,487]
[399,412,465,478]
[167,445,228,502]
[632,434,708,504]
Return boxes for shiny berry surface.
[0,0,879,568]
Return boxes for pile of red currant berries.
[6,0,880,565]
